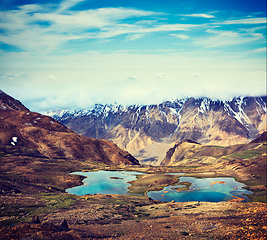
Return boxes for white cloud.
[219,17,266,25]
[57,0,86,13]
[180,13,216,18]
[1,51,265,112]
[196,29,264,48]
[0,2,201,53]
[19,4,44,12]
[93,23,197,41]
[0,1,265,55]
[36,7,157,29]
[247,47,266,53]
[126,33,145,41]
[0,5,160,53]
[4,2,265,56]
[170,33,189,40]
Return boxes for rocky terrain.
[0,90,139,166]
[1,194,266,240]
[161,132,267,167]
[45,96,266,165]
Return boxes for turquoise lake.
[147,176,253,202]
[66,171,253,202]
[66,171,144,195]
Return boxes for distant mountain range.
[0,90,139,166]
[45,96,266,165]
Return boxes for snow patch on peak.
[223,97,251,129]
[169,107,178,115]
[91,103,127,116]
[254,97,267,114]
[198,98,210,114]
[44,110,71,117]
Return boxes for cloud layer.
[0,0,266,112]
[0,0,265,54]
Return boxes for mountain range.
[0,90,139,166]
[45,96,266,165]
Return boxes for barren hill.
[161,131,267,166]
[0,90,139,166]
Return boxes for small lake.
[66,171,253,202]
[147,176,253,202]
[66,170,144,195]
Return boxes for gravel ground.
[1,194,266,239]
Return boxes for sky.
[0,0,266,112]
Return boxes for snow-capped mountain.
[44,96,267,165]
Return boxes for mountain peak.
[0,90,29,111]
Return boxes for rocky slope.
[0,90,139,166]
[46,96,266,165]
[161,131,267,166]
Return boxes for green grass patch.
[80,194,151,208]
[0,218,20,227]
[250,195,267,203]
[29,194,77,216]
[0,205,38,218]
[230,149,263,159]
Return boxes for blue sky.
[0,0,266,111]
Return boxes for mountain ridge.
[45,95,266,165]
[161,131,267,167]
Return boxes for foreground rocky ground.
[0,193,266,239]
[0,144,266,239]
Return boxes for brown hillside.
[0,90,139,166]
[162,133,267,166]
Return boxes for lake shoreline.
[66,170,253,203]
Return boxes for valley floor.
[0,150,266,239]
